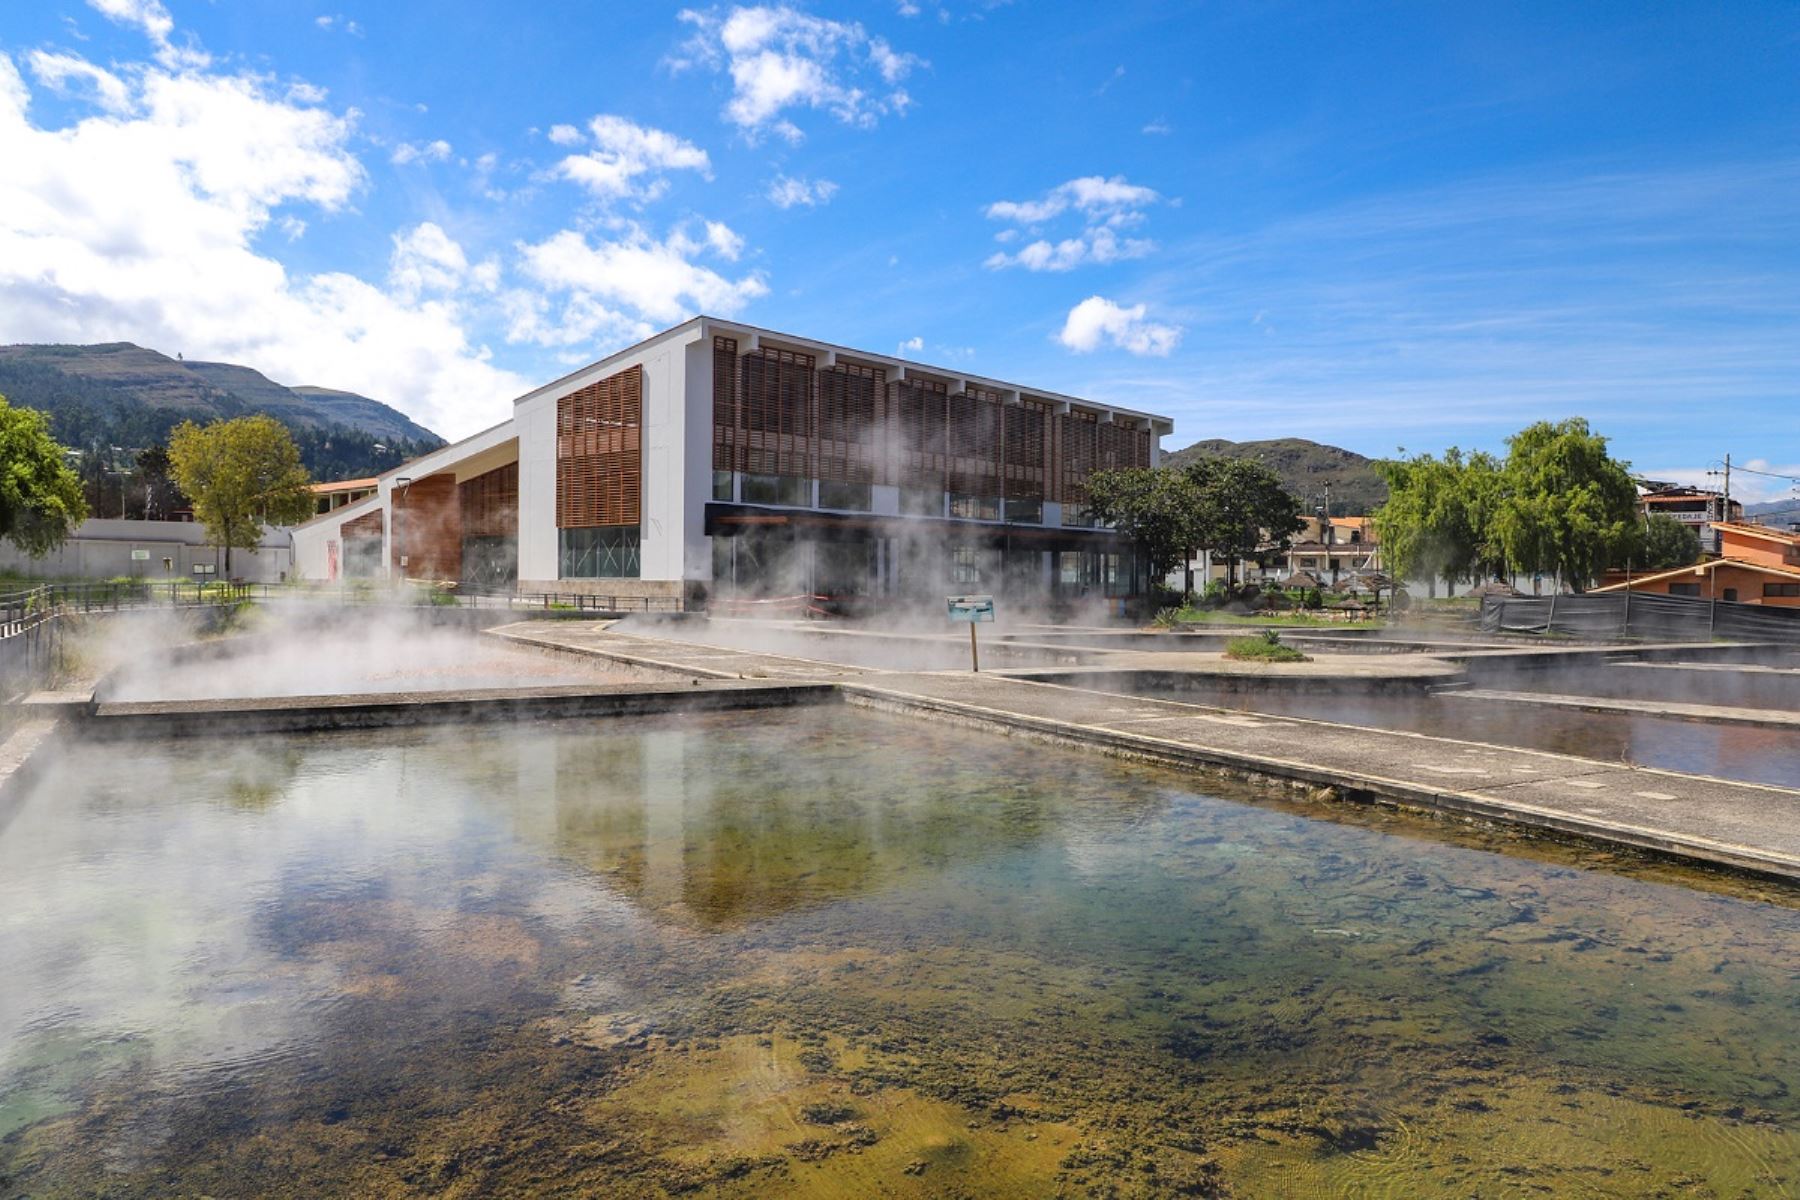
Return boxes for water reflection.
[1,710,1797,1197]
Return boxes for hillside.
[1163,437,1388,515]
[0,342,443,478]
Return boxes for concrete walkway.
[489,620,1800,884]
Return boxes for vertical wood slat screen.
[459,461,518,539]
[1057,410,1099,505]
[739,346,815,477]
[1004,399,1050,501]
[557,364,641,528]
[886,376,948,488]
[816,361,884,482]
[712,335,738,473]
[947,386,1004,496]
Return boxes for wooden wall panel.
[558,364,642,527]
[886,377,948,489]
[341,508,383,541]
[739,346,815,477]
[816,362,883,482]
[393,474,461,579]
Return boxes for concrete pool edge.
[839,682,1800,886]
[71,680,842,738]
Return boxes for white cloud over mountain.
[984,175,1160,272]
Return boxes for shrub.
[1224,631,1310,663]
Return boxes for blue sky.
[1,1,1796,501]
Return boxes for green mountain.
[0,342,444,479]
[1163,436,1388,515]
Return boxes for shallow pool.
[2,709,1797,1197]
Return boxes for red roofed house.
[1592,522,1800,607]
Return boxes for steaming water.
[2,709,1797,1196]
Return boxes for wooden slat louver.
[816,361,883,482]
[886,377,948,488]
[739,346,815,477]
[459,461,518,539]
[557,364,642,527]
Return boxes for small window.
[1004,498,1043,525]
[818,480,872,511]
[1667,582,1700,597]
[900,487,944,517]
[1765,583,1800,598]
[951,545,981,585]
[742,474,811,507]
[949,494,1001,521]
[712,470,734,502]
[1722,588,1738,602]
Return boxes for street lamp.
[393,476,412,581]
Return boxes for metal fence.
[1479,591,1800,643]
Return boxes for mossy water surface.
[1,708,1796,1197]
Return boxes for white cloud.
[1057,296,1181,356]
[983,175,1162,272]
[315,14,364,36]
[516,222,768,327]
[897,0,921,14]
[985,226,1155,272]
[674,5,923,141]
[703,219,745,260]
[766,173,837,208]
[986,175,1160,226]
[286,80,329,105]
[0,47,528,440]
[389,222,469,299]
[1142,119,1171,135]
[390,138,452,165]
[87,0,207,68]
[26,51,132,114]
[552,114,710,203]
[898,335,923,355]
[546,122,583,146]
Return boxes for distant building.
[310,477,379,515]
[1637,483,1741,555]
[1592,521,1800,607]
[1173,515,1380,591]
[0,518,293,583]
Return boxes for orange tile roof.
[1590,555,1800,592]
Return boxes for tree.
[1085,467,1207,594]
[1372,450,1487,597]
[0,394,88,555]
[1620,513,1701,571]
[1492,418,1637,591]
[134,444,187,520]
[1196,457,1304,589]
[168,415,314,575]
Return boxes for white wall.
[0,519,294,582]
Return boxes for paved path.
[492,620,1800,883]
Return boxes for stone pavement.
[489,620,1800,884]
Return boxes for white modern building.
[290,317,1173,609]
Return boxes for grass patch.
[1224,631,1311,663]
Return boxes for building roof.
[1714,521,1800,548]
[309,477,378,494]
[1590,556,1800,593]
[510,315,1176,434]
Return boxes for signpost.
[946,594,995,672]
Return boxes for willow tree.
[169,415,314,575]
[1372,450,1485,597]
[1492,419,1636,592]
[0,395,88,555]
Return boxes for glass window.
[951,545,981,585]
[1062,504,1096,529]
[900,487,944,517]
[712,470,734,502]
[1722,588,1738,602]
[560,525,640,579]
[742,474,811,507]
[1003,498,1043,525]
[1667,582,1700,597]
[818,480,872,511]
[1764,583,1800,598]
[949,494,1001,521]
